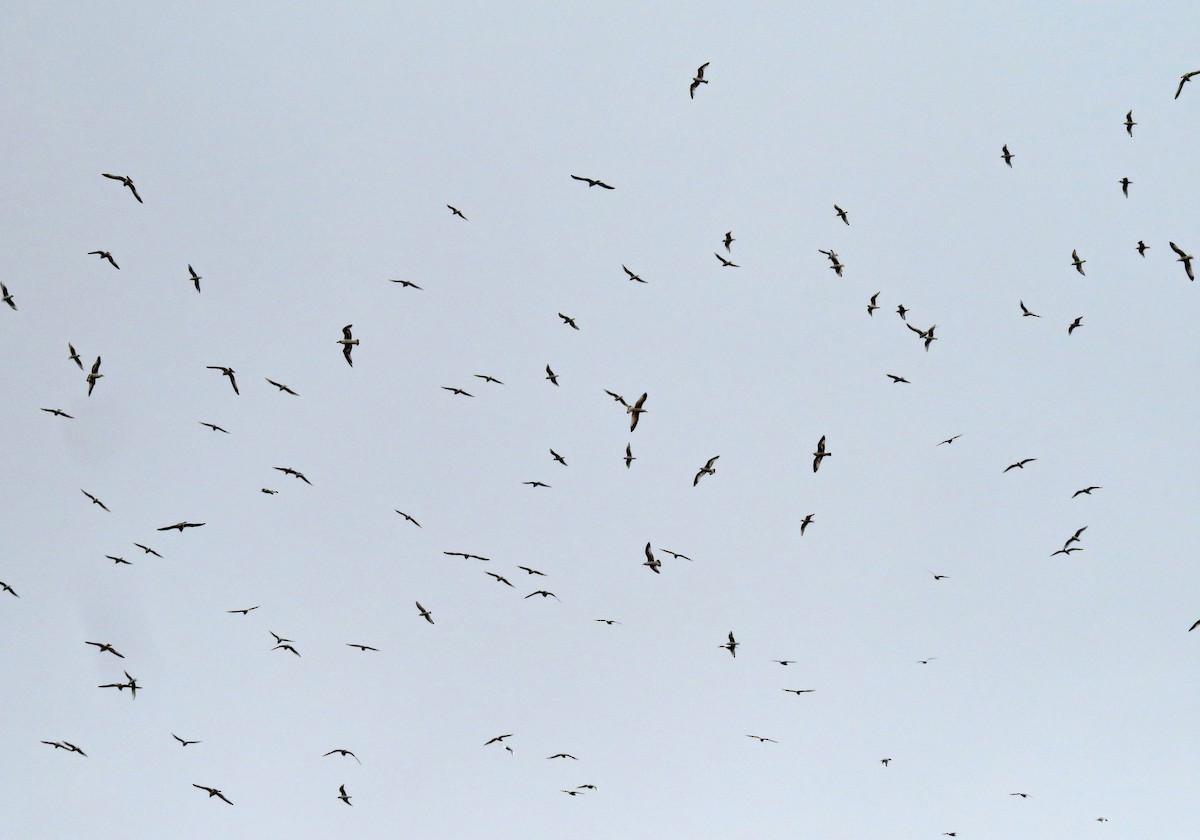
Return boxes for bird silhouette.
[1020,300,1040,317]
[41,408,73,419]
[416,601,434,624]
[545,364,559,385]
[558,313,580,330]
[85,641,124,658]
[628,392,648,431]
[81,490,110,512]
[643,542,660,574]
[800,514,814,535]
[1175,69,1200,99]
[1137,240,1149,256]
[720,631,738,658]
[1068,316,1083,335]
[624,443,635,469]
[157,521,205,531]
[525,589,559,600]
[274,466,311,484]
[1125,110,1136,135]
[346,643,378,652]
[1,282,16,310]
[395,510,421,527]
[199,422,229,434]
[325,748,362,763]
[714,252,739,268]
[88,250,120,269]
[622,265,646,283]
[206,366,239,395]
[447,205,467,219]
[1001,144,1014,167]
[193,785,233,805]
[226,606,259,615]
[68,343,82,369]
[265,378,298,395]
[187,264,202,292]
[689,62,709,98]
[86,357,103,396]
[338,325,358,366]
[812,436,831,473]
[1120,177,1131,197]
[834,204,849,224]
[173,734,202,746]
[1072,486,1102,497]
[693,455,719,486]
[1071,250,1086,275]
[570,175,614,189]
[1003,458,1036,472]
[102,173,142,202]
[1169,242,1195,281]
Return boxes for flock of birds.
[6,59,1200,834]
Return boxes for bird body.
[338,325,358,366]
[812,436,831,473]
[689,62,709,98]
[102,173,142,202]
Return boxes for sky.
[2,2,1199,837]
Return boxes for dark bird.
[442,386,474,397]
[1010,792,1029,798]
[1169,242,1195,281]
[937,435,962,446]
[474,374,504,384]
[274,467,312,485]
[834,204,849,225]
[42,740,86,756]
[917,657,937,664]
[1072,486,1102,498]
[133,543,162,557]
[643,542,660,574]
[576,784,598,790]
[550,449,567,466]
[41,408,73,418]
[525,589,560,600]
[624,443,635,469]
[486,572,513,587]
[929,572,949,580]
[596,619,621,625]
[0,581,18,598]
[389,279,423,289]
[416,601,434,624]
[660,549,692,561]
[570,175,614,189]
[1,282,15,310]
[1137,240,1149,256]
[714,252,739,268]
[81,490,110,512]
[484,734,513,746]
[693,455,719,486]
[206,366,239,395]
[193,785,233,805]
[395,510,421,527]
[887,374,910,384]
[86,357,103,396]
[88,250,120,269]
[518,566,547,576]
[1050,547,1084,557]
[1003,458,1036,472]
[338,325,358,366]
[1175,69,1200,99]
[881,758,891,766]
[622,265,646,283]
[1064,526,1087,547]
[1119,177,1131,197]
[272,643,301,657]
[447,205,468,219]
[346,643,378,652]
[547,753,579,760]
[867,292,879,316]
[85,641,124,657]
[720,631,738,658]
[1068,316,1083,335]
[812,435,831,473]
[561,789,583,796]
[774,660,795,666]
[265,378,298,395]
[1071,250,1086,275]
[102,173,142,202]
[68,343,82,369]
[783,689,815,695]
[261,488,278,494]
[523,480,551,488]
[689,62,710,98]
[545,364,559,386]
[187,264,201,292]
[173,734,201,746]
[896,304,908,320]
[199,422,229,434]
[270,632,292,645]
[800,514,814,535]
[628,392,648,431]
[443,551,491,561]
[1020,300,1040,317]
[325,748,361,763]
[157,521,205,531]
[745,735,777,743]
[558,312,580,330]
[605,389,629,406]
[1189,619,1200,632]
[723,231,734,251]
[1001,144,1014,167]
[105,555,132,565]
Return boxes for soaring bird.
[41,408,73,418]
[187,264,202,292]
[1175,69,1200,99]
[522,480,551,488]
[173,734,202,747]
[1072,486,1102,497]
[1189,619,1200,632]
[272,643,301,657]
[85,641,124,658]
[689,62,709,98]
[550,449,567,466]
[834,204,849,225]
[784,689,815,695]
[68,343,82,369]
[274,466,311,484]
[693,455,719,486]
[622,265,646,283]
[517,566,547,576]
[486,572,513,587]
[643,542,660,574]
[1137,240,1149,256]
[261,488,278,494]
[193,785,233,805]
[102,173,142,202]
[1,282,15,310]
[929,572,949,580]
[42,740,86,756]
[389,278,423,289]
[723,231,735,251]
[1125,110,1136,135]
[395,510,421,527]
[812,436,831,473]
[896,304,908,320]
[714,252,739,268]
[1050,547,1084,557]
[887,374,910,384]
[800,514,814,535]
[104,555,132,565]
[1003,458,1036,472]
[1020,300,1040,317]
[628,392,648,431]
[1063,526,1088,547]
[416,601,434,624]
[881,758,891,766]
[88,250,120,269]
[346,643,378,652]
[1001,144,1014,167]
[1068,316,1083,335]
[325,748,361,763]
[86,357,103,396]
[624,443,635,469]
[773,660,794,666]
[338,325,358,366]
[0,581,18,597]
[545,364,559,385]
[660,549,692,561]
[1071,250,1086,275]
[867,292,879,316]
[745,735,776,743]
[157,521,205,531]
[818,249,845,276]
[558,313,580,330]
[206,366,239,394]
[447,205,468,219]
[938,434,962,446]
[570,175,614,189]
[1119,177,1131,197]
[484,734,513,746]
[547,753,579,760]
[1169,242,1195,281]
[720,631,738,658]
[917,657,937,664]
[474,374,504,384]
[596,619,621,625]
[199,422,229,434]
[442,386,474,397]
[1009,792,1029,798]
[81,489,110,512]
[524,589,560,600]
[226,606,259,615]
[265,378,298,395]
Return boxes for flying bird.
[714,252,739,268]
[134,543,162,557]
[1071,250,1086,275]
[389,279,422,289]
[86,357,103,396]
[395,510,421,527]
[199,422,229,434]
[1124,110,1135,135]
[693,455,719,486]
[643,542,660,574]
[157,521,205,531]
[1175,69,1200,99]
[881,758,891,766]
[1068,316,1083,335]
[337,785,353,806]
[524,590,560,600]
[1001,144,1014,167]
[834,204,849,225]
[624,443,635,468]
[1019,300,1040,317]
[265,378,298,395]
[42,740,86,756]
[473,374,504,384]
[800,514,814,535]
[886,374,910,384]
[547,753,579,760]
[689,62,709,98]
[550,449,567,466]
[867,292,879,316]
[0,581,18,598]
[622,265,646,283]
[570,175,614,189]
[486,572,513,587]
[272,643,301,656]
[558,313,580,330]
[745,735,777,743]
[226,606,259,615]
[937,435,962,446]
[545,364,559,385]
[596,619,621,625]
[783,689,815,695]
[274,466,311,484]
[723,231,734,251]
[929,572,949,580]
[447,205,467,219]
[812,436,831,473]
[1169,242,1195,280]
[1072,486,1102,497]
[660,549,692,561]
[896,304,907,320]
[416,601,434,624]
[104,555,132,565]
[442,386,474,397]
[484,734,513,746]
[338,325,358,366]
[517,566,546,576]
[173,734,201,746]
[41,408,73,418]
[1119,177,1131,197]
[628,392,648,431]
[68,343,82,369]
[917,657,938,665]
[88,250,120,269]
[1064,526,1088,547]
[522,480,551,488]
[346,643,378,652]
[85,641,124,658]
[773,660,794,666]
[206,366,239,394]
[1137,240,1149,256]
[101,173,142,202]
[1010,792,1029,798]
[261,488,278,494]
[325,748,361,762]
[81,490,110,512]
[1,282,15,310]
[193,785,233,805]
[1003,458,1036,472]
[720,631,738,658]
[187,264,202,292]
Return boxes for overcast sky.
[2,2,1199,838]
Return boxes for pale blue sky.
[2,3,1198,838]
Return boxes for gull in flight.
[1019,300,1040,318]
[447,205,467,219]
[1,581,18,597]
[622,265,646,283]
[346,643,378,652]
[693,455,719,486]
[1175,69,1200,99]
[226,606,259,615]
[1068,316,1083,335]
[68,344,82,369]
[206,366,239,394]
[85,641,124,658]
[1137,240,1149,257]
[1,282,15,310]
[86,357,103,396]
[723,231,734,251]
[416,601,434,624]
[193,785,233,805]
[41,408,73,418]
[325,748,361,763]
[627,392,648,431]
[1003,458,1036,472]
[102,173,142,202]
[1072,486,1102,498]
[338,325,358,366]
[745,735,776,743]
[157,521,205,532]
[570,175,614,189]
[689,62,709,98]
[643,542,660,574]
[1125,110,1136,136]
[173,734,201,746]
[395,510,421,527]
[274,466,311,484]
[81,490,110,512]
[812,435,831,473]
[88,250,120,269]
[474,374,504,384]
[867,292,879,316]
[1071,250,1086,275]
[1119,177,1131,197]
[558,313,580,330]
[834,204,849,225]
[1169,242,1195,281]
[545,365,559,386]
[714,252,739,268]
[265,378,298,395]
[720,631,738,658]
[390,278,422,289]
[1001,144,1014,167]
[187,264,201,292]
[199,422,229,434]
[624,443,635,468]
[800,514,814,535]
